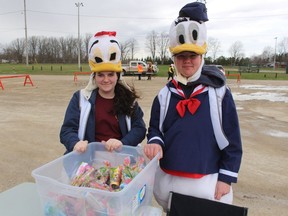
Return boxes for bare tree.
[28,36,39,63]
[49,37,61,63]
[2,47,14,62]
[228,41,244,66]
[9,38,25,63]
[58,36,78,63]
[277,37,288,62]
[67,36,78,63]
[59,37,67,63]
[250,54,262,66]
[207,37,221,62]
[261,46,274,64]
[145,30,158,61]
[37,37,51,63]
[120,40,131,62]
[157,32,169,64]
[83,33,93,61]
[128,38,138,60]
[2,35,88,64]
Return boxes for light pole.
[75,2,83,71]
[24,0,28,65]
[274,37,277,70]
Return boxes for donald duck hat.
[88,31,122,73]
[169,2,208,55]
[83,31,126,98]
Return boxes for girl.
[60,31,146,154]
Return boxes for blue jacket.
[60,89,146,154]
[147,66,242,184]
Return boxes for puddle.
[232,85,288,103]
[266,130,288,138]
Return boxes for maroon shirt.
[95,92,121,142]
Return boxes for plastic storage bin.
[32,142,159,216]
[134,205,163,216]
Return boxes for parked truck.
[121,60,158,76]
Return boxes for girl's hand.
[73,140,88,153]
[102,139,122,152]
[144,143,163,160]
[214,181,231,200]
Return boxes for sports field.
[0,75,287,215]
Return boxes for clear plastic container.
[134,205,163,216]
[32,142,159,216]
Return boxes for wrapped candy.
[121,156,144,189]
[94,165,110,184]
[77,166,96,187]
[70,156,145,192]
[71,163,94,186]
[92,161,111,191]
[131,157,145,172]
[89,181,110,191]
[109,166,123,190]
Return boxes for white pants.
[153,167,233,212]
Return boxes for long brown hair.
[113,74,140,116]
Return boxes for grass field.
[0,63,287,80]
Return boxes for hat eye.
[110,52,116,61]
[188,22,199,43]
[176,24,186,44]
[95,57,103,63]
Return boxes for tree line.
[0,31,287,67]
[0,31,169,65]
[206,37,288,67]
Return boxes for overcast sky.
[0,0,287,59]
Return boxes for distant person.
[137,63,144,80]
[144,2,243,213]
[60,31,146,154]
[167,64,175,81]
[147,62,154,80]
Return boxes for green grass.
[1,63,288,80]
[0,64,91,75]
[225,69,288,80]
[155,65,169,77]
[237,72,288,80]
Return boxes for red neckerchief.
[172,79,206,118]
